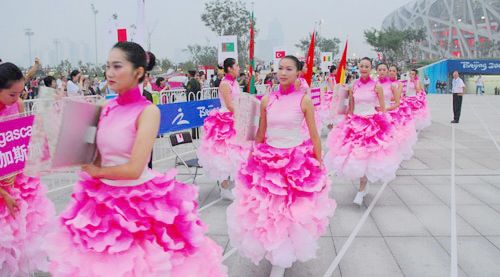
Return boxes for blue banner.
[448,59,500,75]
[158,99,221,134]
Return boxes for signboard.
[273,47,287,71]
[448,59,500,75]
[320,52,333,72]
[0,115,35,178]
[158,99,221,133]
[218,35,238,65]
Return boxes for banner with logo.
[273,47,287,71]
[158,99,221,134]
[320,52,333,72]
[218,35,238,65]
[0,115,35,178]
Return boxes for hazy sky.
[1,0,413,67]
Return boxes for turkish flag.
[117,28,128,42]
[275,51,286,59]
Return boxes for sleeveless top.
[352,77,378,116]
[96,86,154,186]
[406,80,417,96]
[266,85,306,148]
[218,74,240,111]
[377,77,393,107]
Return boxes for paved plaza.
[44,94,500,277]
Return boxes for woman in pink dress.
[46,42,227,277]
[0,62,55,276]
[197,58,250,200]
[388,65,417,160]
[404,69,431,130]
[325,57,401,205]
[227,55,336,277]
[376,63,417,161]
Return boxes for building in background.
[383,0,499,59]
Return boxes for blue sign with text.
[158,99,221,134]
[448,59,500,75]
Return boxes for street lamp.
[24,28,34,66]
[91,4,98,66]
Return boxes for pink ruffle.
[46,170,227,277]
[227,141,336,268]
[405,92,431,130]
[0,174,55,277]
[387,101,417,161]
[325,112,401,183]
[198,109,250,181]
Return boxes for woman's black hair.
[155,77,165,87]
[280,55,301,71]
[411,68,419,74]
[223,58,236,73]
[0,62,24,89]
[329,65,337,73]
[69,69,80,80]
[389,64,399,71]
[112,41,156,83]
[43,76,56,87]
[376,62,388,70]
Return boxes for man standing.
[185,70,201,139]
[424,75,430,92]
[451,70,465,123]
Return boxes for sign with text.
[0,115,35,178]
[218,35,238,65]
[158,99,221,134]
[448,59,500,75]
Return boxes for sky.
[0,0,413,67]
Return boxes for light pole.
[24,28,34,66]
[91,4,98,66]
[53,39,60,65]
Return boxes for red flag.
[248,11,256,94]
[336,40,348,84]
[117,28,128,42]
[305,32,315,86]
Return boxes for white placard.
[218,35,238,65]
[234,94,261,142]
[273,47,287,72]
[320,52,333,72]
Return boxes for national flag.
[336,40,348,84]
[275,51,286,59]
[304,31,315,86]
[323,55,331,62]
[247,11,256,94]
[117,28,128,42]
[222,42,235,52]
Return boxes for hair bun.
[145,51,156,71]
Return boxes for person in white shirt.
[66,70,82,97]
[451,70,465,123]
[475,75,484,95]
[424,75,430,92]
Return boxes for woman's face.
[377,65,388,78]
[358,59,372,77]
[228,63,241,78]
[410,71,417,79]
[278,58,299,86]
[106,48,143,93]
[0,80,24,106]
[388,67,398,79]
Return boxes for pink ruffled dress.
[227,86,336,268]
[324,77,401,183]
[379,77,417,161]
[0,102,55,277]
[403,79,431,130]
[197,75,250,181]
[46,87,227,277]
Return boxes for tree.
[364,27,425,65]
[178,60,196,73]
[158,58,173,72]
[184,44,218,66]
[201,0,256,68]
[295,34,341,65]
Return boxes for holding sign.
[0,115,35,178]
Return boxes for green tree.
[183,44,218,66]
[295,34,341,65]
[178,60,197,73]
[201,0,256,68]
[364,28,425,65]
[158,58,173,72]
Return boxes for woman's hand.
[81,164,102,178]
[0,189,19,218]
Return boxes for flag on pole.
[336,40,348,84]
[247,11,256,94]
[304,31,316,86]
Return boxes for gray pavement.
[43,94,500,277]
